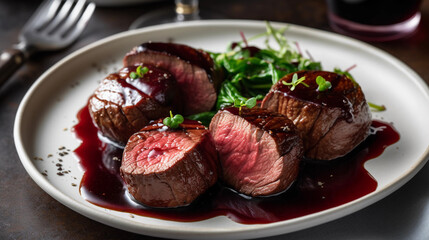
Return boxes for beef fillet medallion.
[88,65,180,146]
[262,70,372,160]
[123,42,223,115]
[209,107,303,197]
[120,119,219,208]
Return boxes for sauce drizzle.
[73,105,399,224]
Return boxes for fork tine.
[56,0,86,36]
[23,0,62,31]
[42,0,74,34]
[62,2,95,42]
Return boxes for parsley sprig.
[163,111,184,129]
[130,65,149,79]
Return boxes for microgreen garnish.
[368,102,386,112]
[163,111,184,129]
[334,66,358,86]
[282,73,308,91]
[315,76,331,92]
[130,65,149,79]
[240,31,249,47]
[234,97,257,108]
[193,22,322,124]
[233,97,257,109]
[234,97,257,114]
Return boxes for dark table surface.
[1,0,429,239]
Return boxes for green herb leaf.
[138,66,149,76]
[216,81,248,109]
[245,97,257,109]
[315,76,332,92]
[129,72,138,79]
[163,117,172,126]
[213,22,321,113]
[130,65,149,79]
[233,98,243,108]
[368,102,386,112]
[136,65,143,76]
[232,97,256,115]
[232,97,257,110]
[163,111,184,128]
[172,114,184,123]
[170,121,180,129]
[282,73,308,91]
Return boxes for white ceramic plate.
[14,20,429,239]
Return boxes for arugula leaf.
[191,22,323,123]
[216,82,248,109]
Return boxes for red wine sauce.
[73,106,399,224]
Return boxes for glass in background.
[130,0,221,29]
[326,0,423,41]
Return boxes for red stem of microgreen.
[345,64,357,72]
[294,41,303,56]
[240,31,249,47]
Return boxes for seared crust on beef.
[88,65,179,145]
[123,42,222,115]
[120,120,219,208]
[262,70,371,160]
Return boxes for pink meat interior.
[212,112,285,195]
[123,131,199,174]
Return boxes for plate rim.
[13,19,429,239]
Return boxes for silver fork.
[0,0,96,87]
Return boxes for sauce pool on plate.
[73,105,399,224]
